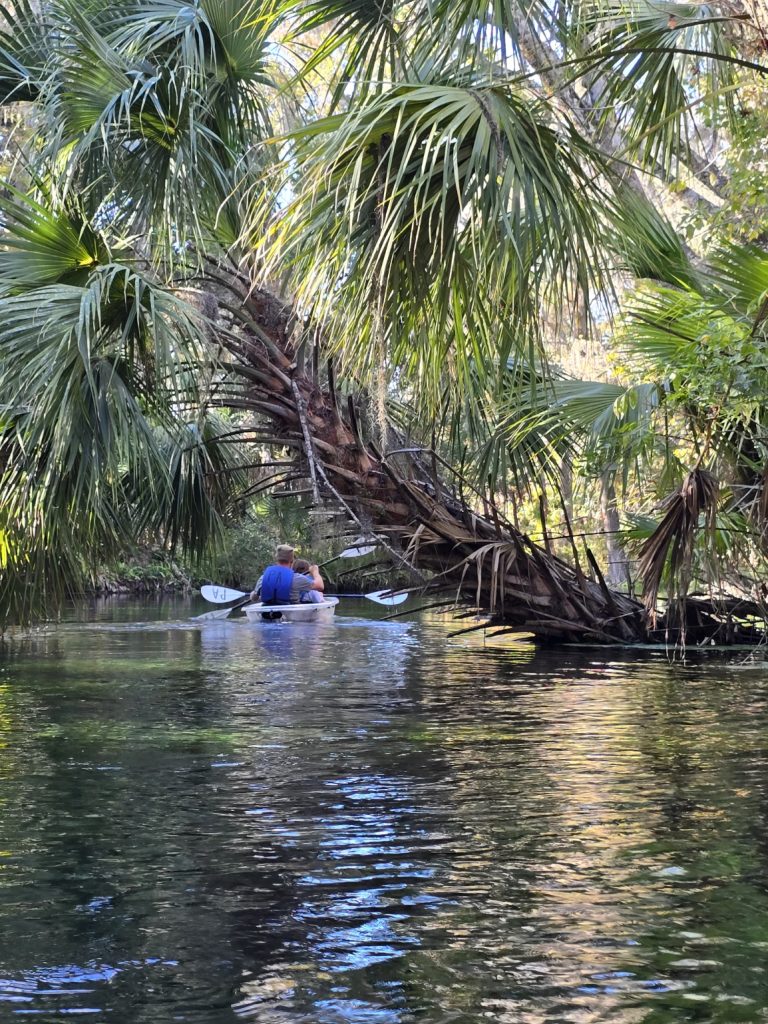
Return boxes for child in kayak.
[293,559,325,603]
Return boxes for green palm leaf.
[0,0,48,104]
[612,185,696,287]
[0,186,246,619]
[39,0,281,252]
[583,1,737,171]
[0,190,111,287]
[709,243,768,317]
[155,415,250,554]
[256,77,613,404]
[485,373,661,488]
[288,0,404,107]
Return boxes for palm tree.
[0,193,250,621]
[0,0,762,640]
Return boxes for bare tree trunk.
[600,472,631,592]
[560,458,573,527]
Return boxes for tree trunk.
[600,472,632,592]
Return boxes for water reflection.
[0,603,766,1021]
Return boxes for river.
[0,597,766,1022]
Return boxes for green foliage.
[0,190,251,622]
[620,253,768,470]
[0,0,48,103]
[94,556,191,591]
[612,187,699,288]
[596,248,768,602]
[259,78,613,407]
[685,72,768,244]
[585,1,737,174]
[201,496,320,587]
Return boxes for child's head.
[293,558,311,574]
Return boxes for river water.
[0,598,767,1022]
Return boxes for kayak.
[242,597,339,623]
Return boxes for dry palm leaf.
[638,468,719,621]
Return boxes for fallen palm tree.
[205,284,641,644]
[208,281,768,647]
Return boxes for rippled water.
[1,598,768,1022]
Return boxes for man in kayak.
[251,544,325,605]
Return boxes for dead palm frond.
[638,467,720,621]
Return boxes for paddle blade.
[365,590,408,606]
[339,544,377,558]
[193,606,237,621]
[201,584,248,604]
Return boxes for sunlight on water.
[0,597,767,1022]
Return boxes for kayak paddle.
[196,584,408,618]
[194,594,252,621]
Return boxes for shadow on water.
[0,599,767,1020]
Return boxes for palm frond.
[254,77,614,405]
[637,467,719,618]
[0,0,48,104]
[620,285,732,372]
[612,185,696,287]
[0,188,237,619]
[150,414,251,556]
[288,0,405,107]
[583,0,738,172]
[474,370,662,494]
[0,190,110,287]
[709,242,768,318]
[39,0,282,252]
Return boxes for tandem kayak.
[242,597,339,623]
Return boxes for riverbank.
[89,559,193,595]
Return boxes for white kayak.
[243,597,339,623]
